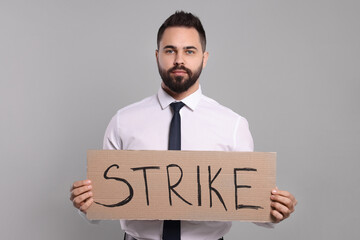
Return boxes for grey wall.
[1,0,359,239]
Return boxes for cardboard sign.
[87,150,276,222]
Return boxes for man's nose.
[174,52,184,65]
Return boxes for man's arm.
[69,113,121,214]
[233,117,297,223]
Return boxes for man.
[70,11,297,240]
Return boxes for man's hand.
[70,179,94,213]
[270,187,297,223]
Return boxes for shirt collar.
[157,85,202,111]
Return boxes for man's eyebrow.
[163,45,177,49]
[184,46,198,50]
[162,45,198,50]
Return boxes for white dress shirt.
[102,86,254,240]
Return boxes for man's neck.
[161,81,199,100]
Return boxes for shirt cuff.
[253,222,275,228]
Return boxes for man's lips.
[172,70,187,75]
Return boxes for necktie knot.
[170,102,185,113]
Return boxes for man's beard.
[158,62,203,94]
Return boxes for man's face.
[156,27,208,94]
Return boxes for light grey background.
[1,0,359,239]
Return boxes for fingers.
[72,190,93,210]
[271,188,297,207]
[70,179,91,191]
[271,209,284,223]
[270,187,297,223]
[70,179,94,212]
[70,184,92,201]
[271,201,291,222]
[79,196,94,213]
[271,194,295,212]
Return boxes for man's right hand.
[70,179,94,213]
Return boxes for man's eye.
[186,50,195,54]
[165,50,174,54]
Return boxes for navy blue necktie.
[163,101,185,240]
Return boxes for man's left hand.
[270,187,297,223]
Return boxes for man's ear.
[155,49,159,61]
[202,51,209,69]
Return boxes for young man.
[70,11,297,240]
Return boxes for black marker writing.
[234,168,263,210]
[95,164,134,208]
[208,166,227,211]
[166,164,192,206]
[197,165,202,206]
[131,166,160,206]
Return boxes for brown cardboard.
[87,150,276,222]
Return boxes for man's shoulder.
[114,94,159,117]
[200,94,244,120]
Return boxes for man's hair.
[157,11,206,52]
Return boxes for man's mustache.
[168,65,192,75]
